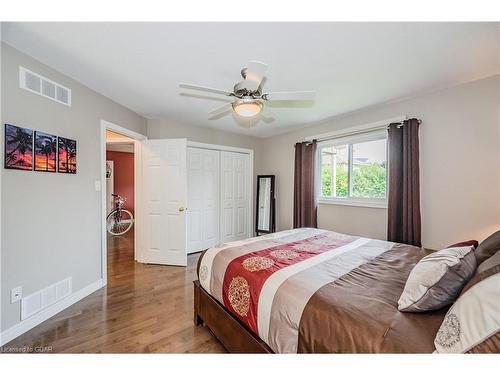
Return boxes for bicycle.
[106,194,134,236]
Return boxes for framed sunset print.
[4,124,34,171]
[34,131,57,172]
[57,136,77,174]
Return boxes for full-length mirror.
[255,175,276,235]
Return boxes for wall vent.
[19,66,72,106]
[21,277,72,320]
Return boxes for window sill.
[318,198,387,209]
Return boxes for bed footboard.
[193,280,273,353]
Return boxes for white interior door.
[220,151,250,243]
[187,148,220,253]
[139,138,187,266]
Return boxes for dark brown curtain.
[387,118,421,246]
[293,140,317,228]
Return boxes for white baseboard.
[0,278,104,346]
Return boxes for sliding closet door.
[187,148,220,253]
[220,151,250,243]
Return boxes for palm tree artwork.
[34,131,57,172]
[4,124,33,170]
[57,136,77,174]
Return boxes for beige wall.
[1,43,147,332]
[147,119,264,175]
[259,75,500,249]
[148,119,262,151]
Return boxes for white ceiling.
[2,22,499,137]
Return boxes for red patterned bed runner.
[222,232,358,335]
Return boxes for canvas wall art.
[34,131,57,172]
[4,124,34,170]
[58,136,77,174]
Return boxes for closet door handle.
[178,206,186,212]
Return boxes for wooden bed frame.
[193,280,273,353]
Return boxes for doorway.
[106,129,136,277]
[100,127,253,271]
[100,120,146,284]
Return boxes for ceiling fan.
[179,61,315,119]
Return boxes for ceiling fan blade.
[243,60,268,91]
[209,111,232,120]
[179,83,234,97]
[260,106,275,124]
[262,91,315,101]
[209,102,234,116]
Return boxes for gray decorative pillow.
[477,249,500,274]
[475,230,500,264]
[398,246,477,312]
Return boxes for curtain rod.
[307,118,421,143]
[392,119,422,127]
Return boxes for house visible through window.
[318,131,387,207]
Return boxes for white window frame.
[317,129,388,209]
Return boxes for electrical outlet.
[11,286,22,303]
[94,180,101,191]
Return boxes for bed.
[193,228,449,353]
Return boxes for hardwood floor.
[2,231,226,353]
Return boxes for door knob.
[178,207,186,212]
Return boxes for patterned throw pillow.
[398,246,477,312]
[434,273,500,353]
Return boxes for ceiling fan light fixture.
[232,99,262,118]
[179,60,316,123]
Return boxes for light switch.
[94,180,102,191]
[11,286,22,303]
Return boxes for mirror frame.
[255,175,276,235]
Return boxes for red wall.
[106,151,134,214]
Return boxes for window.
[318,131,387,207]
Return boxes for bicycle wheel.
[106,209,134,236]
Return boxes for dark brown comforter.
[298,244,447,353]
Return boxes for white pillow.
[398,246,476,312]
[434,273,500,353]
